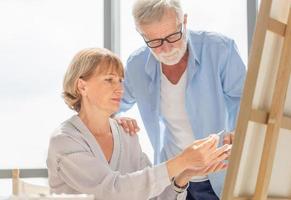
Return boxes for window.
[120,0,144,62]
[182,0,248,64]
[0,0,103,195]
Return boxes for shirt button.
[57,158,61,163]
[57,167,61,172]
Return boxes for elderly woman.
[46,48,230,200]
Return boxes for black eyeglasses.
[143,24,184,48]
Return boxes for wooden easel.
[222,0,291,199]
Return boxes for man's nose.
[160,41,173,53]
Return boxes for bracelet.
[171,178,189,193]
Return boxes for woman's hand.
[181,135,230,168]
[115,117,140,135]
[174,161,228,187]
[174,137,232,187]
[166,135,231,180]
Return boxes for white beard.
[150,35,188,66]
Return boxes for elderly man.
[119,0,246,199]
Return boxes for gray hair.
[132,0,183,27]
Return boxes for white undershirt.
[160,66,208,182]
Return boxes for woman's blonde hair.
[62,48,124,112]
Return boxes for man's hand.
[222,132,234,160]
[223,132,235,145]
[115,117,140,135]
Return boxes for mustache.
[159,49,180,57]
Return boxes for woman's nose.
[115,82,124,94]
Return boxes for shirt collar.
[145,50,159,81]
[187,31,200,65]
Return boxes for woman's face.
[79,70,124,115]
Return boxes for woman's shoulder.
[109,118,140,145]
[49,116,87,154]
[109,118,148,169]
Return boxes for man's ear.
[184,14,188,26]
[77,78,87,96]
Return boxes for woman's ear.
[77,78,87,96]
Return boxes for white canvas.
[227,0,291,198]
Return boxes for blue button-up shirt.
[119,30,246,196]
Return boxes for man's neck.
[161,50,189,84]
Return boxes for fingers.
[185,161,228,177]
[223,134,231,145]
[116,117,140,135]
[195,135,218,151]
[120,119,130,133]
[223,132,235,145]
[127,119,136,135]
[204,162,228,174]
[194,134,217,146]
[131,119,140,133]
[208,144,232,164]
[185,135,231,168]
[231,133,235,144]
[223,145,232,160]
[182,136,219,168]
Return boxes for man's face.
[138,9,187,65]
